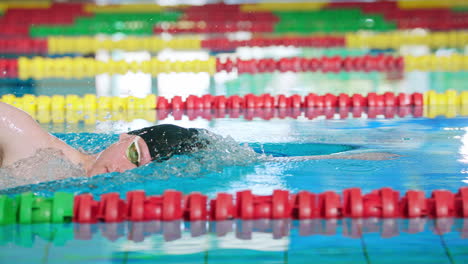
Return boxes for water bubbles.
[0,148,86,191]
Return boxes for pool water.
[1,114,467,264]
[0,0,467,261]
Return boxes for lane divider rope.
[1,2,467,38]
[2,91,467,112]
[1,31,467,55]
[1,90,467,123]
[1,187,468,225]
[1,55,467,79]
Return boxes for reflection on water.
[1,218,466,249]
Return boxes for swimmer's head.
[86,124,208,176]
[127,124,207,162]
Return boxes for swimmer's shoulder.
[0,102,61,166]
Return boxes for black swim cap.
[127,124,206,162]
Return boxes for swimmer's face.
[87,134,152,176]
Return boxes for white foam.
[0,148,86,189]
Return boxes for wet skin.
[86,134,153,176]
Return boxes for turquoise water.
[0,218,467,264]
[5,115,467,196]
[0,115,467,263]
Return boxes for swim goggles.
[126,137,141,166]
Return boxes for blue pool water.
[1,114,467,263]
[4,115,467,196]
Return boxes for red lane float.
[0,38,48,54]
[156,92,424,111]
[0,59,18,78]
[73,187,468,223]
[0,3,88,36]
[201,36,345,51]
[216,55,404,74]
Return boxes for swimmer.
[0,102,398,179]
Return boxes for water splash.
[0,148,86,190]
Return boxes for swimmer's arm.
[0,102,55,165]
[0,102,86,168]
[0,102,52,143]
[271,152,400,161]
